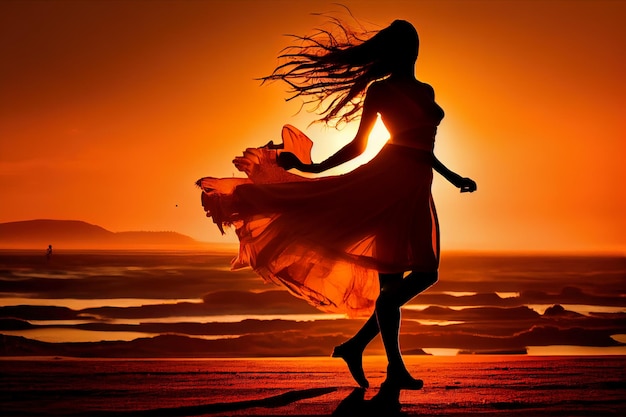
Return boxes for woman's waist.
[381,143,433,165]
[387,127,436,152]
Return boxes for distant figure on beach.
[46,244,53,261]
[197,18,476,392]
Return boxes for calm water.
[1,251,625,357]
[1,356,625,416]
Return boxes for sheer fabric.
[197,125,439,317]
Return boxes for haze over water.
[1,250,624,357]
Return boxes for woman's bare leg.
[333,271,438,388]
[331,315,377,388]
[375,272,405,369]
[332,273,401,388]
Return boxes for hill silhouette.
[0,219,202,249]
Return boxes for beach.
[2,355,625,416]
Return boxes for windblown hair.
[261,19,419,127]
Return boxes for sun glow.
[309,115,390,176]
[360,116,391,163]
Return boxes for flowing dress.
[198,126,440,318]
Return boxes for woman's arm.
[432,155,477,193]
[278,86,380,174]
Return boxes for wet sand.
[2,355,625,416]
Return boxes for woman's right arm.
[278,85,380,174]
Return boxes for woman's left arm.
[432,155,477,193]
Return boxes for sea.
[0,250,625,415]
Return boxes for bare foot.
[332,344,369,389]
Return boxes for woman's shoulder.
[368,79,387,92]
[367,79,397,98]
[364,80,389,104]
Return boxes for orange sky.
[0,0,624,253]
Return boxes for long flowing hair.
[261,18,419,127]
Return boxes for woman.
[198,19,476,391]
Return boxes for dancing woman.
[198,19,476,391]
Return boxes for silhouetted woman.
[198,19,476,391]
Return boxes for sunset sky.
[1,0,624,253]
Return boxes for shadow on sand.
[332,387,405,417]
[91,387,336,416]
[86,386,405,417]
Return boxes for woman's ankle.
[385,364,423,390]
[387,362,410,376]
[335,340,363,355]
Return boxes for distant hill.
[0,219,202,249]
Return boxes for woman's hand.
[456,177,477,193]
[432,156,477,193]
[260,140,284,150]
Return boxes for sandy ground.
[2,355,625,416]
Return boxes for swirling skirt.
[197,126,439,317]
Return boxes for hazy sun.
[309,115,391,176]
